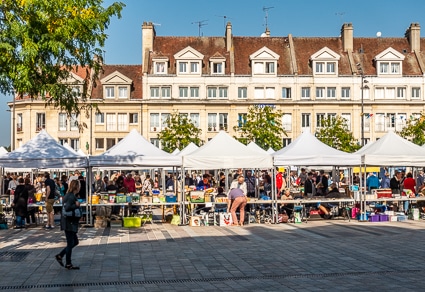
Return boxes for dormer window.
[105,86,114,98]
[374,47,404,77]
[100,71,133,100]
[210,53,226,75]
[212,62,223,74]
[174,46,204,77]
[311,47,340,77]
[152,56,169,74]
[250,47,279,77]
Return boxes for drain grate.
[0,269,422,290]
[0,251,30,262]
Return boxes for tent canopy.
[183,131,273,169]
[247,142,269,154]
[89,129,182,167]
[273,131,361,166]
[356,131,425,166]
[177,142,199,156]
[0,130,88,169]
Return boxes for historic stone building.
[9,22,425,154]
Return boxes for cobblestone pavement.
[1,218,425,291]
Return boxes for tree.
[0,0,124,117]
[233,105,287,150]
[157,112,203,153]
[398,113,425,145]
[315,115,360,153]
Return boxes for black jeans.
[59,230,79,265]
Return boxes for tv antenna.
[263,6,274,29]
[335,12,345,23]
[216,15,232,29]
[191,20,208,36]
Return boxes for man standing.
[44,172,56,229]
[275,167,286,197]
[317,170,329,195]
[93,174,105,193]
[304,172,316,197]
[416,170,424,193]
[123,173,136,193]
[245,170,256,198]
[366,172,380,191]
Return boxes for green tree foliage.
[0,0,124,116]
[233,105,287,150]
[315,115,360,153]
[398,113,425,145]
[157,112,203,153]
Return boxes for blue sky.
[1,0,425,146]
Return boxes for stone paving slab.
[1,219,425,291]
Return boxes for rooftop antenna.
[335,12,345,24]
[263,6,274,30]
[191,20,208,36]
[216,15,232,29]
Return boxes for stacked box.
[397,215,408,222]
[189,216,202,226]
[389,215,398,222]
[123,217,141,227]
[369,215,380,222]
[379,214,389,221]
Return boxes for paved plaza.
[1,218,425,291]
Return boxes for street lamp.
[357,63,369,146]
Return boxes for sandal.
[55,255,64,267]
[65,264,80,270]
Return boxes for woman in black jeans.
[55,179,81,270]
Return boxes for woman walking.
[55,180,82,270]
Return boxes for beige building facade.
[9,22,425,154]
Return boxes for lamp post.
[357,63,368,146]
[12,93,15,150]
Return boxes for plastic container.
[108,194,116,203]
[116,195,127,204]
[91,195,100,205]
[123,217,141,228]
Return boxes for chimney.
[225,22,232,51]
[406,23,420,52]
[341,23,353,52]
[142,22,156,72]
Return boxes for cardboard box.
[389,215,398,222]
[140,196,152,204]
[190,191,205,203]
[218,213,233,226]
[376,189,392,198]
[189,216,202,226]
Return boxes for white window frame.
[106,113,117,131]
[301,87,310,99]
[118,86,128,99]
[154,61,167,74]
[150,113,160,132]
[70,139,79,151]
[412,87,421,99]
[316,113,326,127]
[341,87,350,99]
[238,87,247,99]
[105,86,114,99]
[379,62,401,75]
[301,113,310,128]
[327,87,336,99]
[36,113,45,131]
[282,113,292,131]
[375,114,385,132]
[282,87,291,99]
[95,138,104,150]
[129,113,138,124]
[237,113,247,127]
[151,86,171,99]
[396,113,407,131]
[386,113,396,129]
[316,87,325,99]
[207,113,218,132]
[207,86,228,99]
[341,113,351,131]
[211,61,224,74]
[58,113,67,131]
[70,114,78,131]
[189,113,199,128]
[396,87,406,99]
[117,113,128,131]
[95,113,104,125]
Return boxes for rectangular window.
[190,62,199,73]
[282,113,292,131]
[212,62,223,74]
[17,113,22,132]
[58,113,67,131]
[207,87,217,98]
[265,87,274,99]
[161,86,171,98]
[301,87,310,99]
[397,87,405,99]
[364,114,370,132]
[327,87,336,98]
[70,139,79,151]
[341,113,351,131]
[380,63,389,74]
[179,87,188,98]
[326,62,335,73]
[412,87,421,99]
[237,113,247,127]
[396,113,407,130]
[150,138,160,148]
[118,87,128,99]
[375,114,385,132]
[155,62,166,74]
[254,87,265,99]
[265,62,275,73]
[106,113,117,131]
[95,138,104,150]
[189,113,200,128]
[316,87,325,99]
[161,113,170,128]
[207,113,217,131]
[179,62,187,73]
[282,87,291,99]
[105,86,114,98]
[316,113,326,127]
[58,138,67,146]
[301,113,310,128]
[129,113,138,124]
[219,87,228,98]
[341,87,351,99]
[219,113,228,131]
[375,87,385,99]
[386,87,395,99]
[190,87,199,98]
[150,87,160,98]
[238,87,247,99]
[95,113,104,124]
[106,138,115,150]
[282,138,292,147]
[150,113,160,131]
[391,63,400,74]
[386,113,396,128]
[117,113,128,131]
[72,86,81,98]
[70,114,78,131]
[36,113,45,131]
[254,62,263,74]
[315,62,324,73]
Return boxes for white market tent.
[0,147,7,155]
[356,131,425,166]
[247,142,269,154]
[177,142,199,156]
[266,147,275,154]
[171,148,180,155]
[89,129,181,167]
[0,130,88,169]
[183,131,273,169]
[273,131,361,166]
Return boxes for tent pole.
[180,167,186,225]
